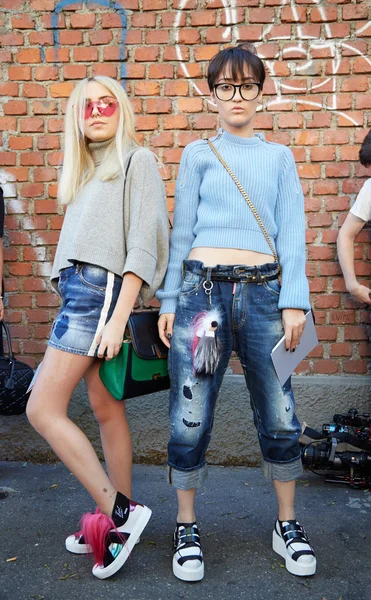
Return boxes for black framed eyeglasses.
[213,82,262,102]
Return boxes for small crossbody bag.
[207,139,281,274]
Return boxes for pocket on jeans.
[179,272,204,296]
[78,264,107,293]
[263,278,281,296]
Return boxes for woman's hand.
[96,317,126,360]
[282,308,306,352]
[0,297,4,322]
[347,282,371,305]
[158,313,175,348]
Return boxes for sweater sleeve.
[157,143,202,314]
[123,149,169,294]
[275,148,311,311]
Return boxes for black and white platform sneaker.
[272,519,316,576]
[173,522,204,582]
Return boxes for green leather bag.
[99,310,170,401]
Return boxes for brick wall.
[0,0,370,375]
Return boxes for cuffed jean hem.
[168,464,207,490]
[262,456,303,482]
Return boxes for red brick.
[142,0,166,8]
[17,48,41,64]
[236,26,263,41]
[70,13,95,28]
[46,48,70,63]
[308,246,335,261]
[297,164,321,179]
[20,184,44,198]
[22,216,47,230]
[163,148,183,164]
[310,6,337,22]
[325,163,351,178]
[135,47,159,62]
[146,30,170,44]
[34,66,58,81]
[311,147,336,162]
[177,98,203,113]
[0,32,24,46]
[92,64,117,78]
[193,46,220,62]
[36,294,60,307]
[0,50,12,63]
[341,76,368,93]
[313,360,339,374]
[12,15,35,29]
[50,82,75,98]
[41,13,66,29]
[89,30,113,45]
[147,99,172,114]
[26,309,50,324]
[63,65,88,80]
[163,115,188,130]
[34,200,58,214]
[8,66,32,81]
[165,81,189,96]
[23,83,47,98]
[59,31,83,45]
[29,31,54,46]
[191,11,216,26]
[38,135,60,150]
[250,7,275,22]
[9,136,33,150]
[73,47,99,62]
[4,100,27,115]
[344,326,369,341]
[178,132,200,147]
[134,81,160,96]
[343,360,368,374]
[0,153,16,166]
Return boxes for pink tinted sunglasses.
[84,97,118,120]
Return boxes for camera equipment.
[301,408,371,488]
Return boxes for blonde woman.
[26,76,169,579]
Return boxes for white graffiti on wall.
[174,0,371,125]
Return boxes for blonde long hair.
[58,76,138,205]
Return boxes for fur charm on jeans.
[192,310,221,375]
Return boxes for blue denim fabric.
[168,260,303,489]
[48,263,122,356]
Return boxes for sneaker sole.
[92,507,152,579]
[173,556,204,582]
[65,535,141,555]
[272,530,316,577]
[65,536,91,554]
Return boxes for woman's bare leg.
[85,361,132,498]
[26,346,117,516]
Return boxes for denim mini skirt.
[48,263,122,357]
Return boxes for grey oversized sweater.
[51,139,169,302]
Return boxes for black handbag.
[0,320,34,415]
[99,309,170,400]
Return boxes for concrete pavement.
[0,461,370,600]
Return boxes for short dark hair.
[207,43,266,92]
[359,129,371,167]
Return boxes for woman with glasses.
[26,76,169,579]
[158,43,316,582]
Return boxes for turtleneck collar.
[218,128,265,146]
[88,137,115,165]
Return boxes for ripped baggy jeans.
[167,260,303,490]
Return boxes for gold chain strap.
[207,139,281,271]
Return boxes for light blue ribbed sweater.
[157,129,310,314]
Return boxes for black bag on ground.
[0,320,34,415]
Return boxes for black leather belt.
[183,265,279,284]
